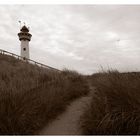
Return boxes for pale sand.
[39,95,92,135]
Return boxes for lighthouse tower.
[18,25,32,60]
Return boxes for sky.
[0,5,140,74]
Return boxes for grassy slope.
[80,71,140,135]
[0,54,89,135]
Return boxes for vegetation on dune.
[1,53,140,135]
[80,70,140,135]
[0,54,89,135]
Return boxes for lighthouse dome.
[20,25,29,32]
[18,25,32,41]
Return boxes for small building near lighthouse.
[18,25,32,60]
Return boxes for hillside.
[1,53,140,135]
[80,71,140,135]
[0,54,89,135]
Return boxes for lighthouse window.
[23,48,26,51]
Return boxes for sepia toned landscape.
[0,5,140,135]
[0,51,140,135]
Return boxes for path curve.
[39,95,92,135]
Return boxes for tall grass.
[0,54,89,135]
[80,70,140,135]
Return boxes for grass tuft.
[0,54,89,135]
[80,70,140,135]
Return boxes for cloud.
[0,5,140,74]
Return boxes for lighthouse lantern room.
[18,25,32,60]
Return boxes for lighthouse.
[18,25,32,60]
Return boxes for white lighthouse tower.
[18,25,32,60]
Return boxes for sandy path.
[39,95,92,135]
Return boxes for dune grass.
[0,54,89,135]
[80,70,140,135]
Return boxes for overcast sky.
[0,5,140,74]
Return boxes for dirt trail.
[39,85,95,135]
